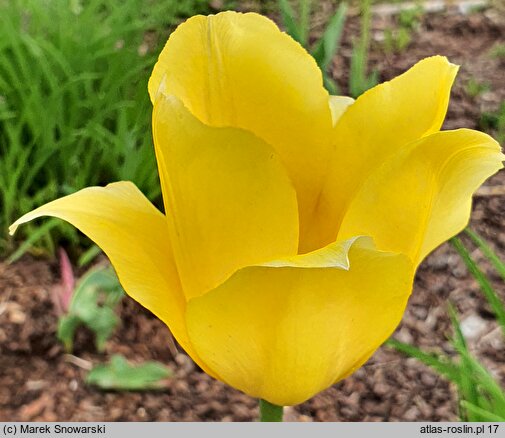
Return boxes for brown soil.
[1,4,505,422]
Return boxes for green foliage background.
[0,0,208,253]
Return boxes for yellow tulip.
[10,12,504,407]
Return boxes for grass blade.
[465,228,505,282]
[278,0,303,44]
[299,0,312,47]
[451,237,505,336]
[7,218,60,263]
[349,0,378,97]
[387,338,459,381]
[460,401,505,422]
[312,2,347,71]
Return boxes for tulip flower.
[10,11,504,416]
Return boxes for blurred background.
[1,0,504,421]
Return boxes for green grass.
[349,0,378,97]
[278,0,378,96]
[465,78,491,99]
[489,43,505,60]
[389,313,505,422]
[278,0,348,94]
[383,3,424,55]
[480,102,505,146]
[465,229,505,283]
[451,236,505,336]
[1,0,208,255]
[390,229,505,421]
[389,305,505,422]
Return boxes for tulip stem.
[259,399,283,422]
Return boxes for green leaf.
[299,0,312,47]
[448,305,480,421]
[278,0,303,44]
[86,355,172,391]
[450,237,505,336]
[77,244,102,268]
[57,315,81,352]
[387,339,460,381]
[322,73,339,95]
[348,0,378,98]
[460,401,505,422]
[448,306,505,420]
[7,218,60,263]
[56,265,124,352]
[2,0,209,253]
[465,228,505,282]
[311,2,347,71]
[390,302,505,422]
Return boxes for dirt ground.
[1,4,505,421]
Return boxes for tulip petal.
[306,56,459,252]
[337,129,504,265]
[9,182,212,374]
[186,237,413,406]
[328,95,354,126]
[149,11,333,246]
[153,94,299,300]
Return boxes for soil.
[1,3,505,422]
